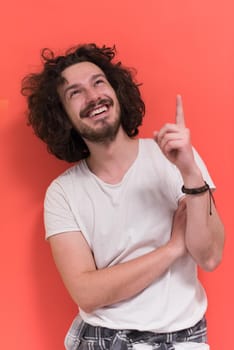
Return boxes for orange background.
[1,1,233,349]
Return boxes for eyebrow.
[63,73,107,98]
[63,83,81,98]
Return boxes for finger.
[153,131,159,142]
[176,94,185,127]
[159,133,183,151]
[177,199,186,211]
[154,124,180,145]
[163,140,184,157]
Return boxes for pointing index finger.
[176,94,185,127]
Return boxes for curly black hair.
[21,43,145,162]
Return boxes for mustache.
[80,98,114,119]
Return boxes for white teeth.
[90,106,108,117]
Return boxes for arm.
[154,95,225,271]
[49,201,186,313]
[181,189,224,271]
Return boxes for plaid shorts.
[65,316,208,350]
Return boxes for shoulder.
[45,161,85,199]
[139,137,170,163]
[140,138,162,154]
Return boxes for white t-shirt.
[44,138,214,332]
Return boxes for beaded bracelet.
[181,181,215,215]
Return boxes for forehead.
[61,61,106,84]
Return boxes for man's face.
[58,61,121,143]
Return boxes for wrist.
[165,240,185,261]
[181,165,204,188]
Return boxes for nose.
[84,87,101,104]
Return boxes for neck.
[84,128,139,184]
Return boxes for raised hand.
[153,95,196,176]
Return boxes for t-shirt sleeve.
[44,180,81,239]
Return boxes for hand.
[153,95,196,176]
[167,200,187,258]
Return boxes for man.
[22,43,224,350]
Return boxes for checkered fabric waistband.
[65,316,207,350]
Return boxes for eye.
[94,79,105,86]
[69,89,81,98]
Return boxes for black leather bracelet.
[181,181,215,215]
[181,181,210,194]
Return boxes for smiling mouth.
[88,105,108,118]
[80,98,113,119]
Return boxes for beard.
[76,96,121,143]
[77,115,121,144]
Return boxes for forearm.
[50,203,186,313]
[64,242,180,313]
[182,168,225,271]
